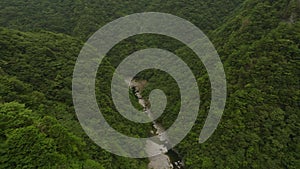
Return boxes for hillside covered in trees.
[0,0,299,168]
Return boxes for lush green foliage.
[0,28,149,168]
[0,0,299,168]
[0,0,243,39]
[178,1,300,168]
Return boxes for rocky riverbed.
[128,79,184,169]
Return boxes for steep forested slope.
[0,0,299,169]
[175,0,300,168]
[0,28,149,169]
[0,0,243,39]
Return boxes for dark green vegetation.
[0,0,299,168]
[0,0,243,39]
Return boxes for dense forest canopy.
[0,0,299,168]
[0,0,244,39]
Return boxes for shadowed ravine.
[128,80,184,169]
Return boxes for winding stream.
[129,80,184,169]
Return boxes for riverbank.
[128,79,184,169]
